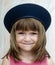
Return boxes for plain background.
[0,0,55,64]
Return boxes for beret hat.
[4,3,51,33]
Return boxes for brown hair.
[6,18,50,62]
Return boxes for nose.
[24,34,31,42]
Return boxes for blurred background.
[0,0,55,64]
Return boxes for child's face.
[15,30,38,52]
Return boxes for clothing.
[10,56,48,65]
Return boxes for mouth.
[22,43,34,45]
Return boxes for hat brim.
[4,3,51,33]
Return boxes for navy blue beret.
[4,3,51,33]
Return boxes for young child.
[2,3,54,65]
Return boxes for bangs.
[15,18,39,31]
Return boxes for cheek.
[16,36,23,43]
[32,36,38,42]
[16,36,23,47]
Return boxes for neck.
[19,50,34,63]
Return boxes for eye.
[18,32,24,34]
[30,32,38,35]
[31,32,37,34]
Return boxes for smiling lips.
[22,43,34,45]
